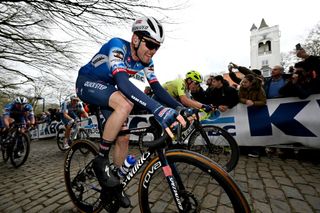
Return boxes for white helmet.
[14,97,28,104]
[132,16,165,43]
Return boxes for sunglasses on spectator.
[142,38,160,51]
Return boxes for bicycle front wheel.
[188,125,239,172]
[56,128,66,151]
[10,132,30,168]
[139,150,250,213]
[64,139,104,213]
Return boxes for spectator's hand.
[291,74,299,84]
[245,100,254,106]
[218,105,228,112]
[201,104,213,113]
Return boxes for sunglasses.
[192,81,200,85]
[142,38,160,51]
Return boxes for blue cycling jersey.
[3,102,35,122]
[60,101,84,117]
[77,37,181,114]
[79,37,158,84]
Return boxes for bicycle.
[138,108,240,172]
[56,118,90,151]
[64,107,250,212]
[0,122,31,168]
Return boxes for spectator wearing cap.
[238,74,266,158]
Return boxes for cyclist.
[2,97,35,157]
[76,16,186,208]
[60,95,89,149]
[162,70,213,112]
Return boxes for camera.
[295,43,302,50]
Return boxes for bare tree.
[304,22,320,56]
[0,0,186,96]
[281,21,320,71]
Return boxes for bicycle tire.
[188,125,239,172]
[2,145,9,162]
[56,128,66,151]
[139,149,250,213]
[10,132,30,168]
[64,139,104,213]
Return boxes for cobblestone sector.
[0,139,319,212]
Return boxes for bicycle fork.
[157,149,187,212]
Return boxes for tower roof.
[259,18,269,29]
[250,24,257,31]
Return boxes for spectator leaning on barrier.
[205,75,239,112]
[239,74,266,107]
[238,74,266,158]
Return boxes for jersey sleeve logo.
[91,54,108,68]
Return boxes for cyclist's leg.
[61,116,72,148]
[77,75,133,208]
[76,76,132,187]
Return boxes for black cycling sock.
[98,139,113,157]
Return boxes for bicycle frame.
[173,112,216,154]
[80,107,196,211]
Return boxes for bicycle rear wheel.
[139,149,250,213]
[10,133,30,168]
[65,139,115,213]
[188,125,239,172]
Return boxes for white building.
[250,19,281,77]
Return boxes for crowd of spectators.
[35,108,61,124]
[33,43,319,158]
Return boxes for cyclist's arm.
[149,81,182,109]
[83,111,89,118]
[28,113,35,125]
[113,71,162,114]
[179,95,203,109]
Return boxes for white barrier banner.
[31,94,320,149]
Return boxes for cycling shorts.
[76,75,117,108]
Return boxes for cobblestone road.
[0,139,320,213]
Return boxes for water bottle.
[118,155,136,177]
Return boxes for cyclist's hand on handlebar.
[202,104,213,113]
[154,106,186,138]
